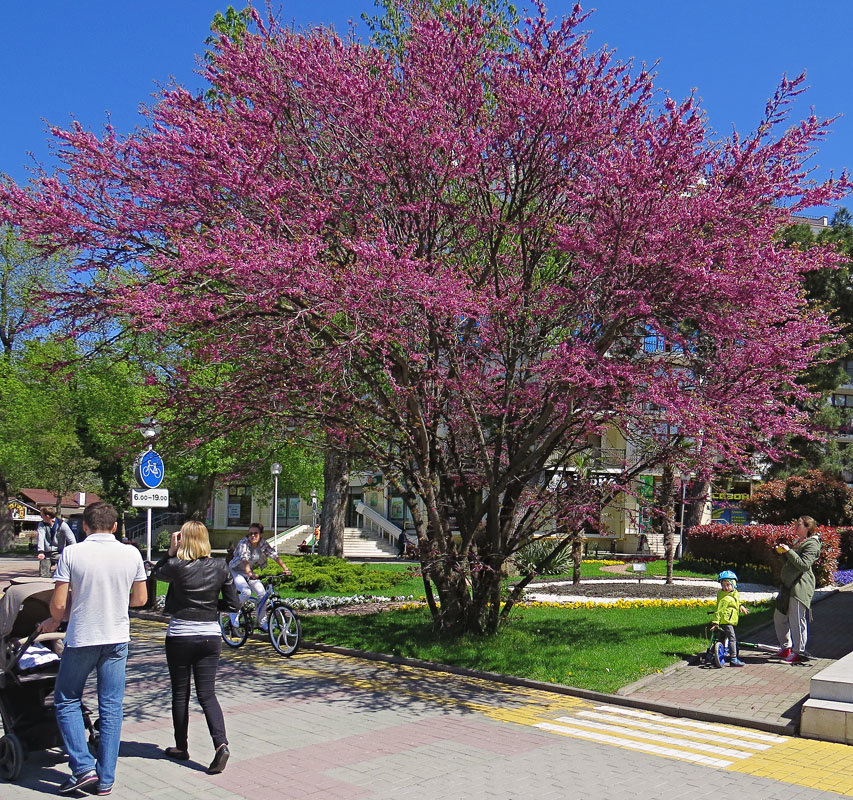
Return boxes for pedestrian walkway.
[619,585,853,732]
[5,618,853,800]
[3,556,853,799]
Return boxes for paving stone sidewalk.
[619,585,853,732]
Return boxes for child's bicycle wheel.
[712,640,728,668]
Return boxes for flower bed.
[834,569,853,586]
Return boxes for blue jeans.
[54,642,129,788]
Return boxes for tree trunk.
[571,530,584,586]
[660,464,677,584]
[0,468,14,550]
[187,475,217,522]
[318,446,348,557]
[683,479,711,555]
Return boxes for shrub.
[839,528,853,568]
[687,523,840,587]
[740,470,853,525]
[156,529,172,551]
[258,556,404,594]
[512,539,574,575]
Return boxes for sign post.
[133,445,166,562]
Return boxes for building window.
[275,495,301,528]
[831,394,853,408]
[227,486,252,527]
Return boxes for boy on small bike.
[711,570,750,667]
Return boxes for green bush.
[259,556,405,594]
[156,529,172,551]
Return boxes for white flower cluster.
[277,594,415,610]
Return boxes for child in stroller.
[0,581,96,782]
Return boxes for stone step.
[808,651,853,703]
[800,650,853,743]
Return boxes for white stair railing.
[355,502,404,549]
[269,523,310,553]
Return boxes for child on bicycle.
[711,570,749,667]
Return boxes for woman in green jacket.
[774,515,821,664]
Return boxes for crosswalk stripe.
[575,711,771,750]
[535,722,734,768]
[593,706,786,743]
[553,716,753,759]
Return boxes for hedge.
[686,524,840,587]
[840,528,853,568]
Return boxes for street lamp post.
[137,418,161,562]
[271,462,282,553]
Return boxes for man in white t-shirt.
[39,502,147,796]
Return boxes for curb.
[300,639,797,736]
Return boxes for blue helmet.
[717,570,738,584]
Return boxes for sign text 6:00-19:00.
[131,488,170,508]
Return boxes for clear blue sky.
[2,1,850,215]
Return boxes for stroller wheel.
[712,641,728,669]
[0,733,24,781]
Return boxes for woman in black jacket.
[152,521,240,774]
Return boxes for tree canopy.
[2,2,849,631]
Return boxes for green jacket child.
[711,570,749,666]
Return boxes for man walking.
[39,501,148,795]
[36,507,76,577]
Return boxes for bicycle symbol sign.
[135,449,165,489]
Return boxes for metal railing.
[581,447,627,468]
[271,524,310,552]
[355,501,404,548]
[124,512,184,544]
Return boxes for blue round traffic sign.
[135,449,165,489]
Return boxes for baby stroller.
[0,581,97,781]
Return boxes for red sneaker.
[784,652,804,664]
[775,648,792,659]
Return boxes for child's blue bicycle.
[705,626,733,668]
[703,621,777,668]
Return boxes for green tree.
[768,210,853,479]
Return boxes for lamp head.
[139,417,161,440]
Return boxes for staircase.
[274,525,311,556]
[343,527,397,559]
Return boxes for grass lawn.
[303,603,775,694]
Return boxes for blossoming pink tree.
[2,3,848,633]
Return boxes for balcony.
[581,447,627,469]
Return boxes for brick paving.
[619,585,853,731]
[2,556,853,799]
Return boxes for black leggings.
[165,635,227,750]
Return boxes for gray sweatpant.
[774,596,809,654]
